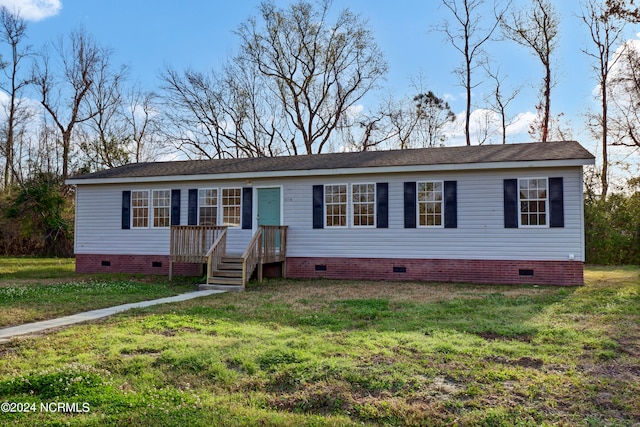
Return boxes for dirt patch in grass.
[486,355,544,369]
[476,331,533,343]
[256,279,560,309]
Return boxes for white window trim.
[416,180,444,229]
[351,182,376,228]
[221,187,243,229]
[151,189,171,229]
[518,177,550,229]
[130,189,150,229]
[324,183,349,228]
[197,188,218,226]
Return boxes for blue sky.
[3,0,640,159]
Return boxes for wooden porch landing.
[169,225,287,291]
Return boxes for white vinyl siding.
[73,166,586,262]
[75,182,251,256]
[281,168,585,261]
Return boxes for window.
[222,188,241,227]
[198,188,218,225]
[519,178,548,226]
[417,181,443,227]
[152,190,171,228]
[352,183,375,227]
[325,184,347,227]
[131,190,149,228]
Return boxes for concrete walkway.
[0,290,224,343]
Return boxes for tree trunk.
[601,70,608,199]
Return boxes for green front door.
[257,188,281,227]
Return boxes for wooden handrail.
[169,224,287,286]
[206,228,227,282]
[261,225,288,264]
[242,228,263,286]
[169,225,226,280]
[206,228,227,257]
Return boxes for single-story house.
[66,140,595,287]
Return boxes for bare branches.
[235,0,387,154]
[0,6,32,190]
[580,0,628,198]
[501,0,559,142]
[33,28,116,178]
[483,64,522,144]
[438,0,504,146]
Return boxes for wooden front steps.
[198,256,244,292]
[171,225,288,292]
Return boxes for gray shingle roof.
[69,141,594,181]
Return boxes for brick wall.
[285,257,583,286]
[76,254,584,285]
[75,254,203,276]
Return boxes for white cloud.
[345,103,364,118]
[442,109,536,145]
[0,0,61,21]
[442,93,456,102]
[505,111,536,136]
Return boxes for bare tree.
[338,108,391,152]
[124,87,163,163]
[382,95,422,149]
[580,0,627,199]
[160,68,230,159]
[160,60,285,159]
[236,0,387,154]
[0,6,32,190]
[484,64,522,144]
[32,28,114,179]
[77,53,128,170]
[439,0,503,146]
[609,45,640,148]
[501,0,559,142]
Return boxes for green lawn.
[0,262,638,426]
[0,257,197,327]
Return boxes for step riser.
[217,263,243,270]
[210,271,243,278]
[221,258,243,263]
[198,284,243,292]
[208,278,243,285]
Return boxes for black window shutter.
[312,185,324,229]
[549,177,564,228]
[404,182,416,228]
[122,190,131,229]
[188,189,198,225]
[171,189,181,226]
[376,182,388,228]
[444,181,457,228]
[504,179,518,228]
[242,187,253,229]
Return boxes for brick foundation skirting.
[75,254,202,276]
[76,254,583,285]
[285,257,584,286]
